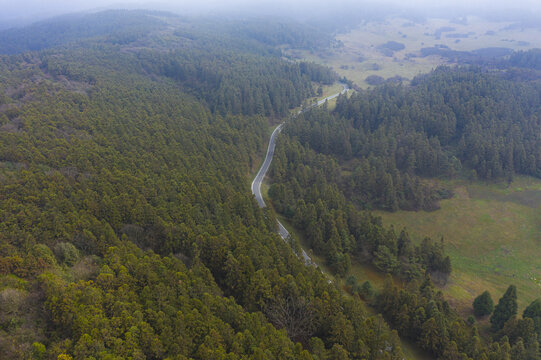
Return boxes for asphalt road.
[251,83,348,265]
[251,123,283,208]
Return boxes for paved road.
[251,123,283,208]
[251,83,348,265]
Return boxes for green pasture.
[376,177,541,315]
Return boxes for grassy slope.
[377,177,541,315]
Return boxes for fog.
[1,0,540,28]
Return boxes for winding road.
[251,83,348,265]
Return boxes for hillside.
[0,10,415,360]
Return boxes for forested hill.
[0,10,337,55]
[0,11,408,359]
[275,66,541,212]
[0,10,169,54]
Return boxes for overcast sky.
[1,0,540,26]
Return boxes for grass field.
[376,176,541,315]
[286,16,541,88]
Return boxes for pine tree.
[490,285,518,331]
[473,291,494,317]
[523,298,541,336]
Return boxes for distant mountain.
[0,10,171,54]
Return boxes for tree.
[358,281,374,301]
[523,298,541,336]
[31,342,47,360]
[473,291,494,317]
[265,294,316,344]
[491,285,518,331]
[54,242,80,266]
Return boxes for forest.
[0,10,406,360]
[0,8,540,360]
[269,66,541,358]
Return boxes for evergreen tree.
[523,299,541,337]
[473,291,494,317]
[491,285,518,332]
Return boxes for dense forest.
[269,65,541,359]
[273,67,541,213]
[507,49,541,70]
[0,10,409,360]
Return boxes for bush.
[31,244,57,267]
[32,342,47,360]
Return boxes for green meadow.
[377,177,541,315]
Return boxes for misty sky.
[1,0,540,26]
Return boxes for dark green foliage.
[227,19,335,50]
[358,281,374,301]
[53,243,79,267]
[473,291,494,317]
[524,299,541,337]
[281,106,453,212]
[491,285,518,331]
[138,50,335,117]
[365,75,385,85]
[266,63,541,359]
[334,67,541,181]
[1,9,539,360]
[40,243,312,359]
[377,276,537,359]
[269,133,451,281]
[345,275,357,288]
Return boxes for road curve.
[251,123,283,208]
[251,83,348,265]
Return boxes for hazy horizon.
[1,0,541,28]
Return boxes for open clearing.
[286,16,541,88]
[376,177,541,315]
